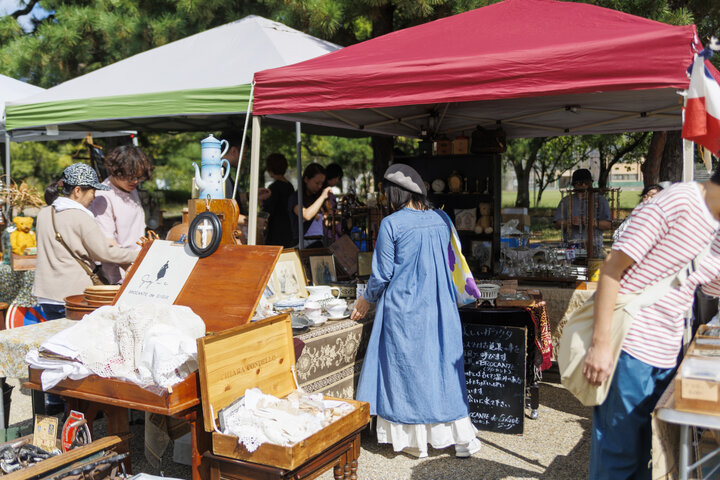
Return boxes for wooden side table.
[203,426,364,480]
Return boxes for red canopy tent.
[253,0,706,139]
[245,0,714,243]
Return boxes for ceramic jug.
[305,285,341,302]
[192,134,230,200]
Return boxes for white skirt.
[376,415,479,454]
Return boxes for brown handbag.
[50,207,110,285]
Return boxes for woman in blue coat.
[351,164,481,459]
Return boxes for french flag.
[683,40,720,156]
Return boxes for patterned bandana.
[62,163,109,190]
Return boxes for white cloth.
[27,303,205,390]
[221,388,354,452]
[25,349,93,390]
[376,415,478,454]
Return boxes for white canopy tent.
[4,15,343,213]
[4,15,340,133]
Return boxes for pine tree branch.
[11,0,39,19]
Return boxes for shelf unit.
[396,154,501,276]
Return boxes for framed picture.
[357,252,373,277]
[267,249,308,301]
[454,208,477,231]
[298,247,332,284]
[309,255,337,285]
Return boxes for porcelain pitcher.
[192,134,230,200]
[305,285,340,302]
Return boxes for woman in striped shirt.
[583,174,720,480]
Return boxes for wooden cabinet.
[396,154,501,276]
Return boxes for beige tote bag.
[558,270,686,407]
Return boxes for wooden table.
[24,368,206,479]
[203,426,364,480]
[19,315,374,479]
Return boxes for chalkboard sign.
[463,324,526,434]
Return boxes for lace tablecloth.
[0,319,76,378]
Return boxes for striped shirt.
[613,182,720,368]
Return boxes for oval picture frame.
[188,211,223,258]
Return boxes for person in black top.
[323,163,344,240]
[289,163,331,248]
[262,153,295,247]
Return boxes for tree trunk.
[642,131,666,186]
[369,4,395,185]
[597,168,609,190]
[371,136,393,191]
[514,164,530,208]
[659,131,683,183]
[370,3,395,37]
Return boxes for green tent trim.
[6,84,253,130]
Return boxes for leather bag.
[51,207,110,286]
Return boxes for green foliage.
[8,140,78,191]
[580,132,650,188]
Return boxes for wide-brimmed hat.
[571,168,593,185]
[62,163,109,190]
[384,164,426,196]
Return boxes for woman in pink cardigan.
[89,145,153,284]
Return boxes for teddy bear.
[10,216,36,255]
[474,202,494,234]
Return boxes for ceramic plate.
[327,313,350,320]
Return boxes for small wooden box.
[11,253,36,271]
[197,314,370,470]
[452,135,469,155]
[674,351,720,417]
[674,377,720,417]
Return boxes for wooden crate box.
[197,314,370,472]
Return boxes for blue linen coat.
[356,208,470,424]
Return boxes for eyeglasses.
[118,174,146,183]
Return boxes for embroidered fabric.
[220,388,354,452]
[39,303,205,388]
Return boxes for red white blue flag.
[683,41,720,156]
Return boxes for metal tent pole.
[296,123,303,249]
[248,116,261,245]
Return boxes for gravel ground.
[4,367,593,480]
